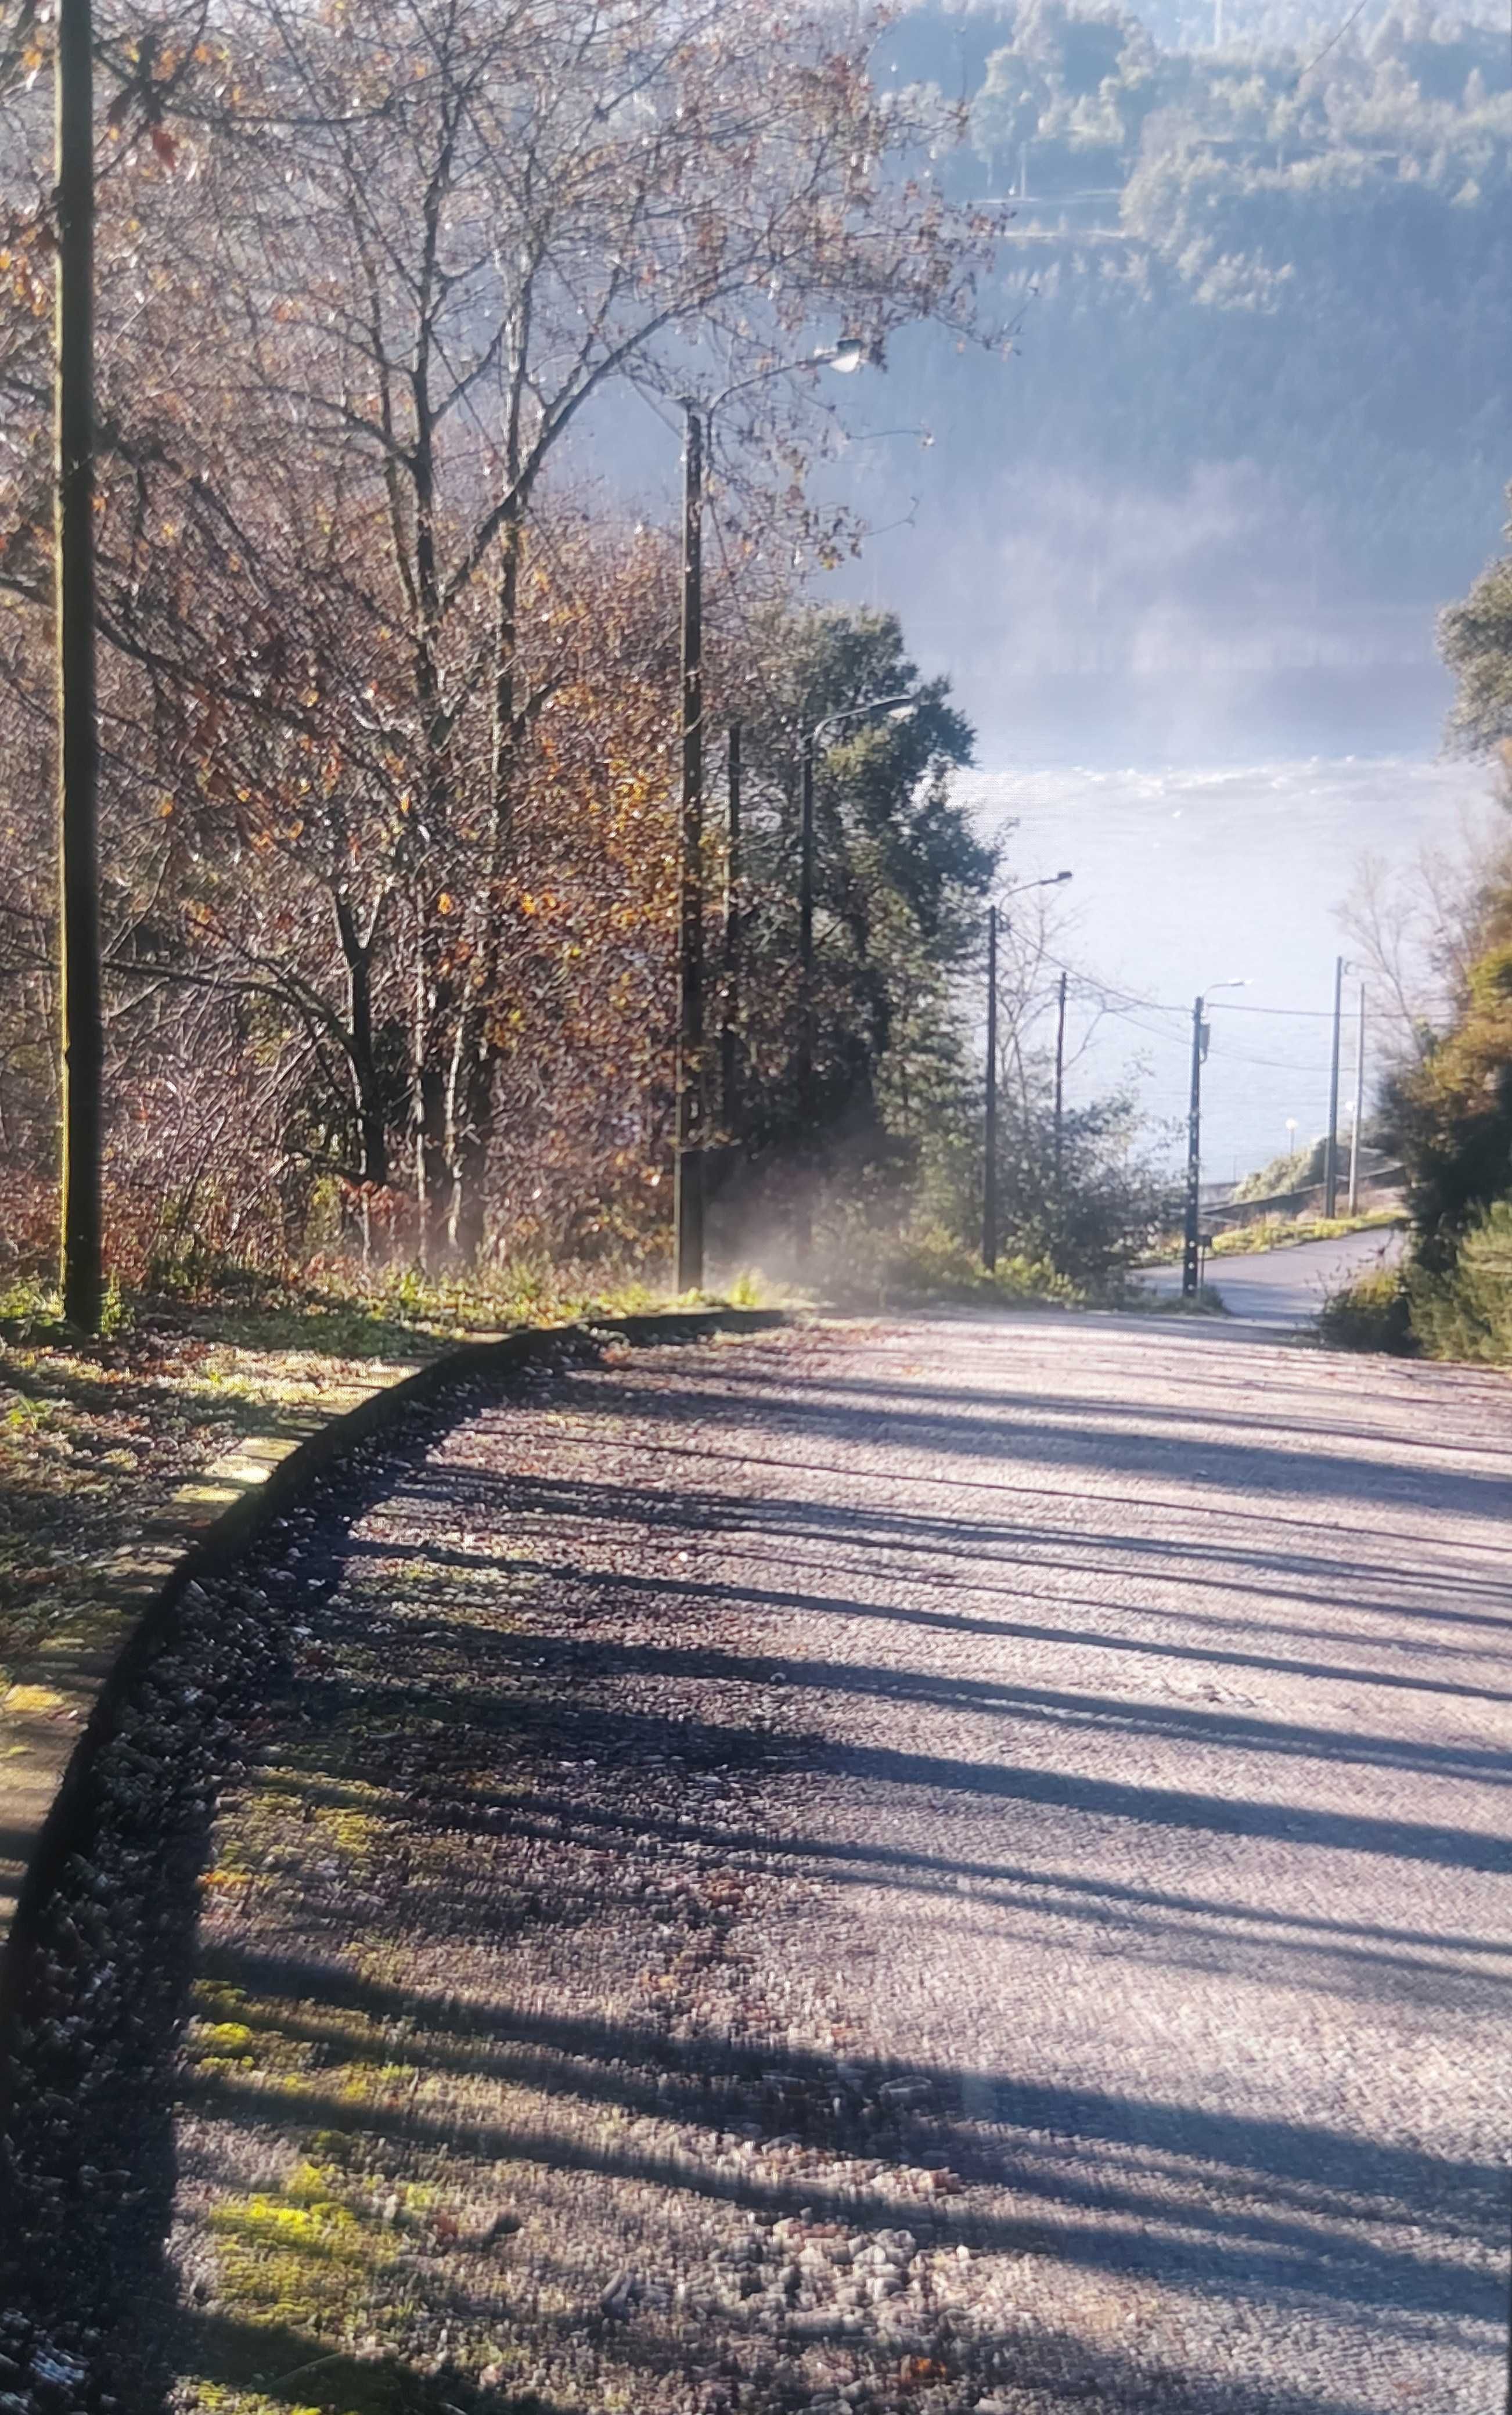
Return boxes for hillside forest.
[863,0,1512,678]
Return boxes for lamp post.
[1348,981,1366,1214]
[719,721,741,1140]
[1323,952,1345,1219]
[981,873,1072,1273]
[672,400,706,1293]
[1183,977,1247,1300]
[672,340,872,1294]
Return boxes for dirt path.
[143,1315,1512,2412]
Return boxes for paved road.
[1139,1228,1407,1327]
[161,1314,1510,2415]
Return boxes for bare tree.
[167,0,999,1264]
[1340,809,1512,1066]
[0,0,1003,1281]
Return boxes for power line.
[1208,1000,1340,1020]
[1098,1004,1337,1075]
[1100,1010,1195,1054]
[1032,947,1187,1018]
[1045,982,1340,1074]
[1295,0,1377,82]
[1033,944,1360,1030]
[1212,1050,1340,1074]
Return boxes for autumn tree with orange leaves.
[0,0,1003,1286]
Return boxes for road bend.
[165,1314,1511,2413]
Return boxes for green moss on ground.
[0,1261,745,1678]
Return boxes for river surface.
[962,753,1499,1181]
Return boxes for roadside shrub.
[1407,1197,1512,1363]
[1230,1141,1323,1202]
[1318,1265,1416,1355]
[819,1212,1081,1310]
[1209,1210,1402,1259]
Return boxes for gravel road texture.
[8,1312,1510,2415]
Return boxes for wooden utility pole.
[57,0,103,1333]
[673,402,705,1293]
[1323,953,1344,1219]
[982,905,998,1271]
[720,721,741,1139]
[1182,995,1204,1301]
[792,726,817,1271]
[1053,969,1068,1196]
[1348,981,1365,1215]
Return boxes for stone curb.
[0,1370,410,1942]
[0,1306,787,2031]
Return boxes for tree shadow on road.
[6,1340,1507,2414]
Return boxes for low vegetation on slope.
[1323,493,1512,1364]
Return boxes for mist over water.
[962,749,1499,1182]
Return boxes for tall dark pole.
[57,0,102,1334]
[798,729,815,1092]
[982,905,998,1271]
[1348,980,1365,1215]
[673,402,704,1292]
[720,720,741,1139]
[793,728,816,1268]
[1182,994,1203,1301]
[1053,969,1068,1196]
[1323,951,1344,1219]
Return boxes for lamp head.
[825,336,883,375]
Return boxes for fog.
[561,0,1512,1183]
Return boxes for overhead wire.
[1020,962,1342,1072]
[1029,944,1187,1019]
[1294,0,1378,82]
[1208,1000,1340,1019]
[1024,932,1342,1028]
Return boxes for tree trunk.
[332,892,388,1188]
[449,1103,493,1265]
[413,924,452,1271]
[447,506,524,1265]
[405,132,458,1275]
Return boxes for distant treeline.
[880,0,1512,605]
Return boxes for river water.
[962,753,1500,1182]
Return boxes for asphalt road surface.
[163,1312,1511,2415]
[1139,1228,1407,1327]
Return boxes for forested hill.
[854,1,1512,721]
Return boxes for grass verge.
[0,1261,744,1682]
[1139,1209,1402,1268]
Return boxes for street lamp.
[1348,979,1366,1214]
[674,341,879,1294]
[982,873,1073,1273]
[1183,977,1247,1300]
[1323,952,1347,1218]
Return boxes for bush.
[1407,1197,1512,1363]
[1230,1142,1323,1203]
[818,1212,1080,1311]
[1318,1265,1416,1355]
